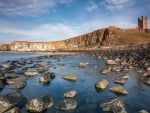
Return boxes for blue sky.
[0,0,149,44]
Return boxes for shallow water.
[0,53,150,113]
[0,52,38,63]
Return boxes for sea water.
[0,53,150,113]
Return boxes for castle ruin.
[138,16,148,31]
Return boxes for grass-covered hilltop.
[0,26,150,52]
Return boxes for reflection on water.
[0,54,150,113]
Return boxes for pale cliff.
[10,41,67,51]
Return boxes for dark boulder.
[26,95,54,113]
[143,77,150,85]
[5,107,21,113]
[113,74,129,84]
[55,99,77,110]
[0,73,5,80]
[0,92,27,113]
[5,76,26,84]
[9,80,26,89]
[39,72,55,83]
[0,79,4,90]
[100,98,127,113]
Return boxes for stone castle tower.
[138,16,148,31]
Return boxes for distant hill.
[0,26,150,51]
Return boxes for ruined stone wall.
[138,16,148,30]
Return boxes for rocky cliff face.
[64,29,104,48]
[64,26,122,49]
[0,26,122,51]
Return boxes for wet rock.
[6,75,18,79]
[5,76,26,84]
[98,56,102,59]
[26,95,54,113]
[121,61,127,66]
[39,72,55,83]
[128,65,132,69]
[79,62,89,68]
[64,90,77,98]
[138,109,149,113]
[137,70,144,74]
[146,67,150,71]
[113,74,129,84]
[110,85,128,95]
[34,64,42,68]
[100,98,127,113]
[101,69,110,74]
[95,79,109,90]
[142,72,150,77]
[115,58,121,62]
[143,77,150,85]
[112,66,121,73]
[24,71,38,77]
[101,67,112,74]
[36,65,51,73]
[0,79,4,90]
[9,80,26,89]
[0,92,27,113]
[106,60,116,65]
[5,107,21,113]
[55,99,77,110]
[122,67,130,72]
[62,74,77,81]
[0,73,5,80]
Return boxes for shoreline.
[0,43,149,53]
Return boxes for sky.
[0,0,150,44]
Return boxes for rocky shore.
[0,43,149,113]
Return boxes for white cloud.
[58,0,73,4]
[0,0,73,16]
[86,1,98,12]
[106,0,129,5]
[105,0,134,10]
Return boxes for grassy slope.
[112,30,150,46]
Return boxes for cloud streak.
[104,0,135,10]
[86,1,98,12]
[0,0,73,16]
